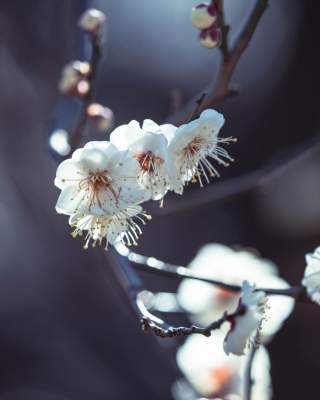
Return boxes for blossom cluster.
[176,244,294,398]
[191,2,222,49]
[55,110,236,249]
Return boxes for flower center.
[79,170,119,208]
[135,151,163,174]
[184,137,203,156]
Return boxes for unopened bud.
[199,27,221,49]
[78,9,106,35]
[59,61,91,96]
[191,3,218,30]
[87,103,114,131]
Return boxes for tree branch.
[116,245,309,302]
[69,34,103,151]
[142,308,244,339]
[168,0,269,125]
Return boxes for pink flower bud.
[87,103,114,131]
[199,27,221,49]
[59,61,91,97]
[191,2,218,29]
[78,9,106,35]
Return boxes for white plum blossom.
[191,3,218,29]
[166,109,236,194]
[55,141,150,248]
[78,8,106,34]
[223,281,268,356]
[69,205,149,249]
[302,247,320,305]
[177,244,294,341]
[177,331,271,399]
[110,119,175,201]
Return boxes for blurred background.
[0,0,319,399]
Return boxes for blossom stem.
[69,33,103,152]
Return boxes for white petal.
[55,159,87,189]
[110,120,142,150]
[56,185,87,215]
[142,119,160,133]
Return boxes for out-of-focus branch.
[69,35,103,151]
[168,0,269,125]
[116,245,309,301]
[151,133,320,216]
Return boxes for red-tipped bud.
[191,2,218,29]
[86,103,114,131]
[199,26,221,49]
[59,61,91,97]
[78,9,106,35]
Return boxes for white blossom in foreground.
[167,109,236,194]
[302,246,320,305]
[55,141,150,248]
[69,205,149,249]
[177,244,294,341]
[223,281,268,356]
[110,119,175,201]
[191,3,217,29]
[177,332,271,399]
[78,8,106,34]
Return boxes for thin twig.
[216,0,230,62]
[188,93,207,122]
[119,246,309,301]
[69,34,103,151]
[142,308,244,339]
[168,0,269,125]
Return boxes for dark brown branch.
[69,34,103,151]
[168,0,269,125]
[216,0,230,63]
[142,308,244,339]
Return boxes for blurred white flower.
[49,129,71,157]
[177,244,294,341]
[302,247,320,305]
[110,119,176,201]
[177,331,271,399]
[191,3,217,30]
[199,27,221,49]
[55,141,150,247]
[78,8,106,34]
[223,281,268,356]
[58,61,90,96]
[166,109,235,194]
